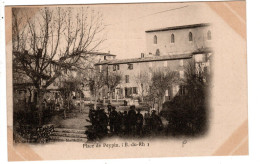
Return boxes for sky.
[88,2,213,59]
[15,2,214,60]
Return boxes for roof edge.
[95,53,193,65]
[145,23,211,33]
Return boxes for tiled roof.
[95,53,192,65]
[145,23,211,33]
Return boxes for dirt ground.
[49,107,91,130]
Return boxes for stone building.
[145,23,212,56]
[95,23,213,104]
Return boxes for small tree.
[89,70,106,109]
[107,72,122,103]
[183,60,210,110]
[134,71,150,102]
[149,69,179,113]
[165,59,211,135]
[59,71,87,117]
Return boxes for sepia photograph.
[5,0,247,161]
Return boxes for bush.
[162,95,208,136]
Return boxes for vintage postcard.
[5,0,247,161]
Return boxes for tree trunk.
[158,100,160,114]
[109,88,112,104]
[90,95,92,104]
[37,89,44,126]
[94,92,97,110]
[68,92,70,111]
[141,89,144,102]
[79,91,82,113]
[116,89,118,102]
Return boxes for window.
[207,30,212,40]
[179,60,183,66]
[189,32,193,41]
[165,89,169,96]
[104,56,107,60]
[204,66,208,74]
[113,65,116,71]
[112,89,116,99]
[125,75,129,83]
[179,86,186,95]
[128,63,133,70]
[113,64,120,71]
[133,87,138,94]
[154,35,157,44]
[125,87,132,97]
[99,65,102,72]
[171,34,175,43]
[128,88,133,95]
[155,49,160,56]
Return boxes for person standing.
[107,104,112,115]
[150,110,163,135]
[127,105,137,136]
[122,111,129,135]
[136,109,144,136]
[100,109,108,135]
[109,106,118,133]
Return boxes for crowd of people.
[86,105,163,140]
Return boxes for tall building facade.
[95,23,213,103]
[145,23,212,56]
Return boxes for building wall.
[106,57,193,100]
[145,26,212,56]
[93,25,212,102]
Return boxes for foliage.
[162,60,211,136]
[148,69,179,111]
[14,123,54,143]
[88,70,106,96]
[107,71,122,91]
[134,71,150,102]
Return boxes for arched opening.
[154,35,157,44]
[207,30,212,40]
[189,32,193,41]
[171,34,175,43]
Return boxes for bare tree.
[134,71,150,102]
[89,70,106,109]
[12,7,105,125]
[149,69,179,113]
[107,72,122,103]
[59,70,88,117]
